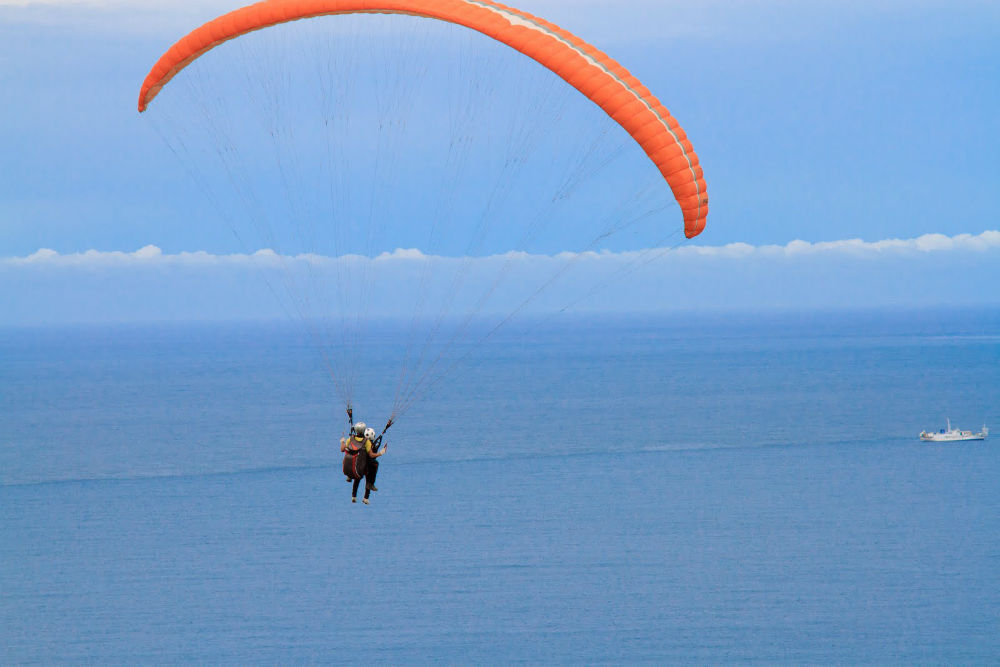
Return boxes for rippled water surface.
[3,311,999,663]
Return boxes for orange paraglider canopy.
[138,0,707,237]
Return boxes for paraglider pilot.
[360,426,386,502]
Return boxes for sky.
[2,0,999,324]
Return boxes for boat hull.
[919,420,988,442]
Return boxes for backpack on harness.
[342,437,367,480]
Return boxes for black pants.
[352,460,378,499]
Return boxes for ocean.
[2,310,999,663]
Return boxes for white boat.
[919,419,988,442]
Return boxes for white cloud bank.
[3,230,998,325]
[6,230,999,268]
[677,230,1000,259]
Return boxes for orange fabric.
[138,0,707,238]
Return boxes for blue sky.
[2,0,999,323]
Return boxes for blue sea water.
[2,310,999,663]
